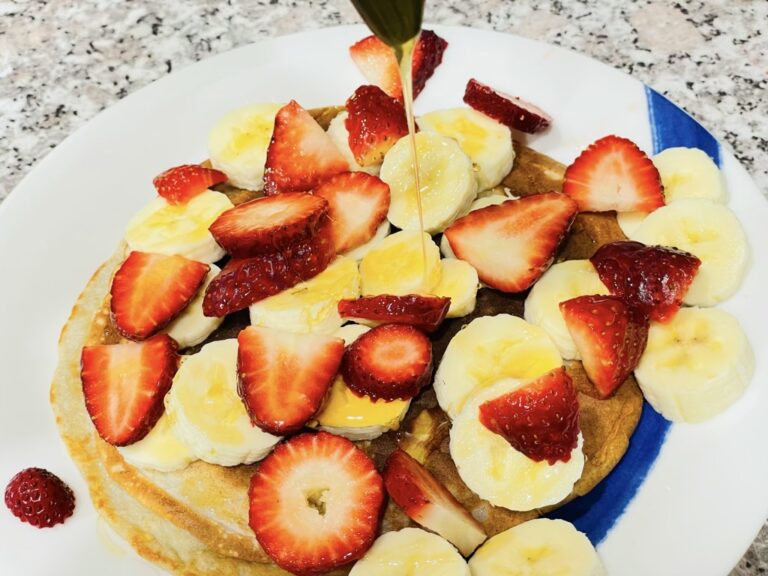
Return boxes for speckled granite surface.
[1,0,766,573]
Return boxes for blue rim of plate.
[548,87,721,544]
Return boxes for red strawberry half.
[383,449,487,556]
[4,468,75,529]
[341,323,432,401]
[345,85,408,166]
[249,432,385,575]
[210,192,329,257]
[444,193,578,293]
[263,100,349,195]
[152,164,227,205]
[560,295,649,398]
[312,171,390,253]
[237,326,344,435]
[463,78,552,134]
[563,135,665,212]
[349,30,448,101]
[110,251,210,341]
[80,334,179,446]
[479,367,580,465]
[590,240,701,322]
[338,294,450,333]
[203,217,336,317]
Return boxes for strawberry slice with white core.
[111,251,210,340]
[312,171,390,253]
[341,323,432,401]
[152,164,228,205]
[210,192,329,257]
[249,432,385,575]
[444,193,578,293]
[263,100,349,195]
[344,85,408,167]
[563,135,665,212]
[463,78,552,134]
[383,449,487,556]
[237,326,345,435]
[81,334,179,446]
[349,30,448,101]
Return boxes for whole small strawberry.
[4,468,75,528]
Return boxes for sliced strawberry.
[349,30,448,101]
[563,135,665,212]
[560,295,649,398]
[590,240,701,322]
[341,323,432,401]
[463,78,552,134]
[478,367,580,465]
[263,100,349,195]
[203,218,335,317]
[152,164,227,205]
[110,252,210,340]
[345,85,408,166]
[312,171,390,252]
[383,449,486,555]
[80,334,179,446]
[4,468,75,529]
[237,326,344,435]
[249,432,384,574]
[210,192,329,257]
[444,193,578,293]
[338,294,450,333]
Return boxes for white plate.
[0,25,765,576]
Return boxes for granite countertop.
[1,0,766,573]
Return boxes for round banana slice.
[165,340,280,466]
[635,307,754,423]
[342,220,391,261]
[208,102,283,191]
[164,264,223,349]
[125,190,233,263]
[432,258,479,318]
[450,379,585,511]
[524,260,610,360]
[381,132,477,234]
[359,230,442,296]
[350,527,469,576]
[440,194,506,258]
[326,111,381,176]
[249,256,360,334]
[617,147,726,237]
[629,198,749,306]
[418,108,515,192]
[117,411,196,472]
[434,314,563,419]
[469,518,606,576]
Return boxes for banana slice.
[629,198,749,306]
[117,411,196,472]
[359,230,442,296]
[164,264,223,349]
[418,108,515,192]
[350,527,469,576]
[165,340,280,466]
[249,256,360,334]
[434,314,562,419]
[327,111,380,176]
[125,190,233,263]
[208,102,283,191]
[617,147,727,236]
[450,378,585,511]
[342,220,391,261]
[334,322,371,345]
[432,258,479,318]
[440,195,506,259]
[381,132,477,234]
[524,260,610,360]
[469,518,606,576]
[634,307,754,423]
